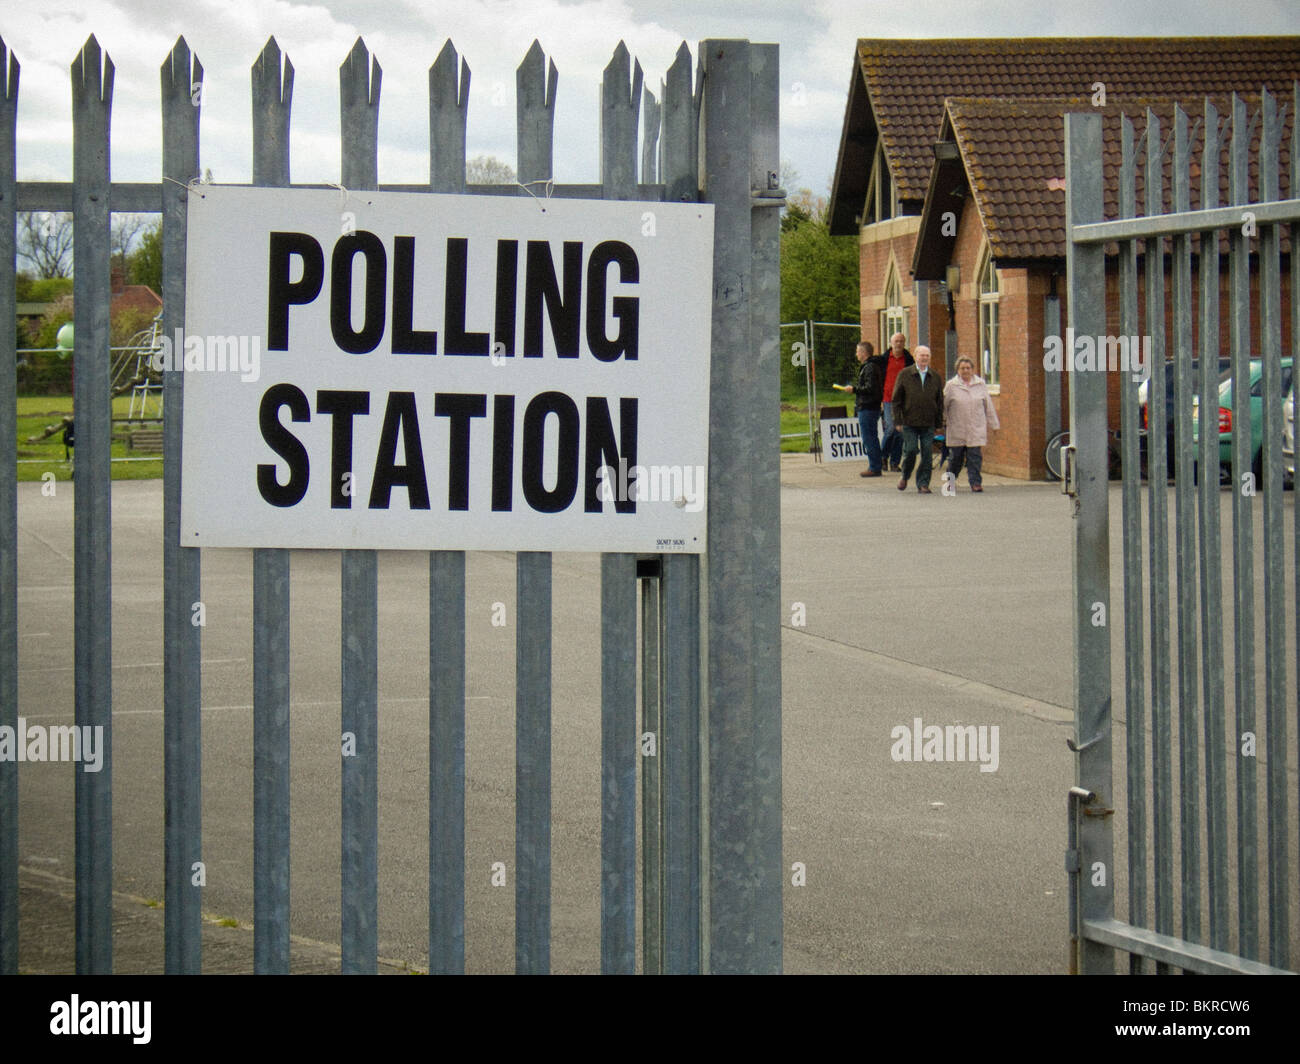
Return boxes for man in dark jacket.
[891,345,944,493]
[844,340,886,475]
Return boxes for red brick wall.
[857,214,1294,479]
[858,222,921,351]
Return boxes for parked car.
[1192,357,1294,483]
[1284,382,1295,487]
[1138,357,1231,479]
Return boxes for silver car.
[1284,382,1295,486]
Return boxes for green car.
[1193,357,1294,482]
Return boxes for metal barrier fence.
[1065,86,1299,974]
[0,32,783,974]
[779,320,814,447]
[779,320,860,452]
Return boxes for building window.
[880,264,906,354]
[863,142,897,225]
[977,244,999,388]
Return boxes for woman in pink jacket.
[943,357,1000,492]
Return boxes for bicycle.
[1044,428,1122,481]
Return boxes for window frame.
[863,141,898,225]
[880,263,907,355]
[977,243,1000,391]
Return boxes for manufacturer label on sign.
[180,187,714,552]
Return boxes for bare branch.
[17,212,73,279]
[111,213,153,276]
[465,154,516,184]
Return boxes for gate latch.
[1061,441,1078,498]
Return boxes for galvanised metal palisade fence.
[0,32,783,974]
[1065,85,1300,975]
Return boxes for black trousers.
[948,445,983,487]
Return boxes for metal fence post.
[160,35,203,974]
[338,37,381,975]
[514,40,557,974]
[1143,110,1174,961]
[1257,86,1288,970]
[655,40,702,976]
[598,40,641,975]
[250,37,293,974]
[1227,92,1259,960]
[640,571,663,973]
[427,36,470,977]
[1170,104,1201,947]
[1064,110,1113,975]
[1117,115,1146,968]
[1293,86,1300,962]
[701,37,783,974]
[1195,99,1229,956]
[71,34,115,976]
[660,550,701,972]
[0,35,18,977]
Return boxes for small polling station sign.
[820,418,866,462]
[180,186,714,552]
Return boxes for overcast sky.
[4,0,1297,202]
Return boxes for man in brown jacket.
[891,345,944,493]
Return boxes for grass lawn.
[16,392,830,471]
[15,395,164,481]
[780,405,814,453]
[780,372,847,454]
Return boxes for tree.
[29,293,73,349]
[111,306,159,347]
[127,222,163,293]
[17,212,73,279]
[779,186,861,391]
[466,154,516,184]
[111,213,152,277]
[16,274,73,304]
[781,187,818,233]
[780,191,858,323]
[16,212,160,284]
[779,161,807,231]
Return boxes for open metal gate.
[1065,86,1299,974]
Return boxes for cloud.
[3,0,1294,199]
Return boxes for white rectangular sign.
[820,418,865,462]
[180,187,713,552]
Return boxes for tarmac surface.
[10,452,1297,973]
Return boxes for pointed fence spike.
[430,40,468,193]
[252,37,293,186]
[0,36,19,106]
[518,41,556,185]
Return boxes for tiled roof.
[110,285,163,316]
[856,37,1300,204]
[938,94,1294,264]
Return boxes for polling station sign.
[820,418,866,462]
[180,187,714,552]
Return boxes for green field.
[780,369,847,454]
[780,405,814,453]
[15,392,823,474]
[15,395,164,481]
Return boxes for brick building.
[828,38,1299,478]
[109,263,162,320]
